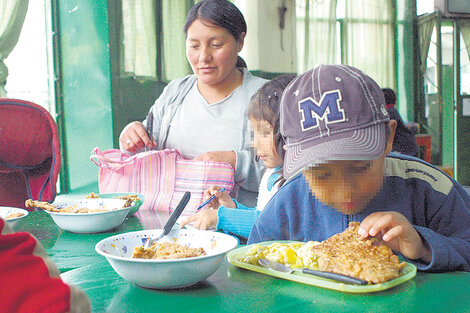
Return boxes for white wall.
[236,0,296,73]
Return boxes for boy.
[248,64,470,272]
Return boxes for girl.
[179,74,297,238]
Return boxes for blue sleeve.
[248,174,307,244]
[410,185,470,272]
[216,204,260,239]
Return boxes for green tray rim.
[227,241,417,293]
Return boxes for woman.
[119,0,268,207]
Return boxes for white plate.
[0,207,29,227]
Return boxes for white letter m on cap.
[298,90,345,131]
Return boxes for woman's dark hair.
[184,0,247,68]
[247,74,297,185]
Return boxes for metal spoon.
[143,191,191,249]
[258,258,368,285]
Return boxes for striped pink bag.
[90,147,234,226]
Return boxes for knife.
[258,258,368,285]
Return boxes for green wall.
[57,0,114,191]
[441,66,454,167]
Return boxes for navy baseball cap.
[280,64,390,180]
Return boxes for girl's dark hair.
[184,0,247,68]
[247,74,297,185]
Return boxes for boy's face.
[301,121,396,215]
[302,157,385,214]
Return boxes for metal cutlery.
[258,258,368,285]
[143,191,191,249]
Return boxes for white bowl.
[47,198,133,233]
[95,228,239,289]
[0,207,29,227]
[95,193,145,217]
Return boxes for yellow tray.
[227,242,417,293]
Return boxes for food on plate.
[25,199,57,211]
[25,199,116,214]
[242,241,320,269]
[241,222,407,284]
[5,212,25,219]
[310,222,407,284]
[85,192,100,199]
[132,242,206,259]
[117,195,140,207]
[85,193,139,208]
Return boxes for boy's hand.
[203,186,236,210]
[358,212,432,263]
[179,209,218,230]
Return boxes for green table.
[15,211,470,313]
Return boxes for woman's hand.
[204,185,236,210]
[194,151,236,170]
[119,121,156,152]
[179,209,219,230]
[358,211,432,263]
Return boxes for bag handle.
[90,147,134,169]
[90,147,182,169]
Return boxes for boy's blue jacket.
[248,153,470,272]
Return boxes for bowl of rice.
[95,228,238,289]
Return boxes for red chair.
[0,98,61,210]
[415,134,432,164]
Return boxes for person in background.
[119,0,268,207]
[179,74,296,238]
[0,218,91,313]
[382,88,418,157]
[249,64,470,273]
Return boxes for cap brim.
[283,124,386,180]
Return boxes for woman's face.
[250,118,282,169]
[186,19,245,87]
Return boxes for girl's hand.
[203,186,236,210]
[119,121,156,152]
[194,151,236,170]
[358,212,432,263]
[179,209,219,230]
